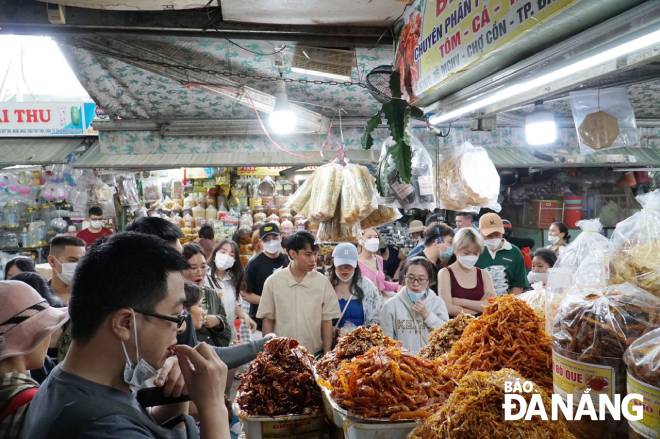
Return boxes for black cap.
[259,222,280,240]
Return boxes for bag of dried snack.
[552,283,660,439]
[624,328,659,439]
[610,189,660,299]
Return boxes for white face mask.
[363,238,380,253]
[485,238,502,251]
[335,270,354,283]
[214,252,235,271]
[548,235,560,245]
[56,259,77,286]
[90,220,104,230]
[122,312,158,392]
[263,239,281,255]
[528,271,549,285]
[458,255,479,269]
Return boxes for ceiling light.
[525,105,557,146]
[428,28,660,125]
[269,82,297,135]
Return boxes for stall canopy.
[0,138,85,166]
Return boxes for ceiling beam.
[0,0,393,46]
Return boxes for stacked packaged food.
[624,328,659,439]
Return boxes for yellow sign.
[627,372,660,439]
[237,167,285,177]
[396,0,578,101]
[552,351,615,405]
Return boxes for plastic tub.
[236,407,325,439]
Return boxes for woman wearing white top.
[380,257,449,354]
[206,239,256,343]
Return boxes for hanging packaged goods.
[610,190,660,298]
[436,142,501,213]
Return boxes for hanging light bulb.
[269,82,297,135]
[525,103,557,146]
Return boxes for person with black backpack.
[22,232,230,439]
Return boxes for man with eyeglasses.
[23,232,230,438]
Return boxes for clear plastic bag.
[551,219,611,290]
[610,189,660,298]
[360,205,402,229]
[624,327,660,387]
[340,164,377,224]
[142,177,163,203]
[437,142,501,212]
[569,88,640,154]
[377,130,437,210]
[518,285,545,320]
[307,163,344,222]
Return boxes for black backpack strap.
[47,397,177,439]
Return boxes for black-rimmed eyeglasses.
[103,306,188,328]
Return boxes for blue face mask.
[441,246,454,259]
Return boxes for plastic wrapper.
[517,285,546,321]
[436,142,501,212]
[377,130,436,210]
[308,163,343,222]
[316,204,361,244]
[570,88,640,154]
[551,219,611,290]
[141,177,163,203]
[359,205,402,229]
[610,190,660,298]
[624,328,660,439]
[340,164,377,224]
[552,284,660,439]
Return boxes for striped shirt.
[0,372,39,439]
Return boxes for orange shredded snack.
[410,369,576,439]
[329,346,452,420]
[438,295,553,392]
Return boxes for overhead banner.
[0,102,97,137]
[396,0,577,101]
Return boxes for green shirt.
[476,241,530,295]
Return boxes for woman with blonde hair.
[437,228,496,316]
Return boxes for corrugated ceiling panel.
[0,138,84,166]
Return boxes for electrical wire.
[224,39,287,57]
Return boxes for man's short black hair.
[425,213,445,226]
[125,217,183,244]
[50,235,86,255]
[198,224,214,240]
[456,212,474,219]
[69,232,189,341]
[3,256,36,280]
[88,206,103,217]
[284,231,318,253]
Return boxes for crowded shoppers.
[184,282,206,332]
[76,206,113,247]
[0,281,68,438]
[358,228,400,297]
[3,257,35,280]
[46,235,86,305]
[22,232,231,439]
[547,221,570,255]
[280,220,295,239]
[125,217,273,371]
[528,248,558,287]
[476,213,530,295]
[380,257,449,354]
[328,243,383,331]
[257,231,340,355]
[242,223,288,332]
[196,224,216,261]
[438,228,496,316]
[182,243,231,347]
[206,239,256,343]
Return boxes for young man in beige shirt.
[257,231,340,355]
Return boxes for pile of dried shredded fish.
[437,295,553,392]
[329,346,452,421]
[418,313,475,360]
[409,369,576,439]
